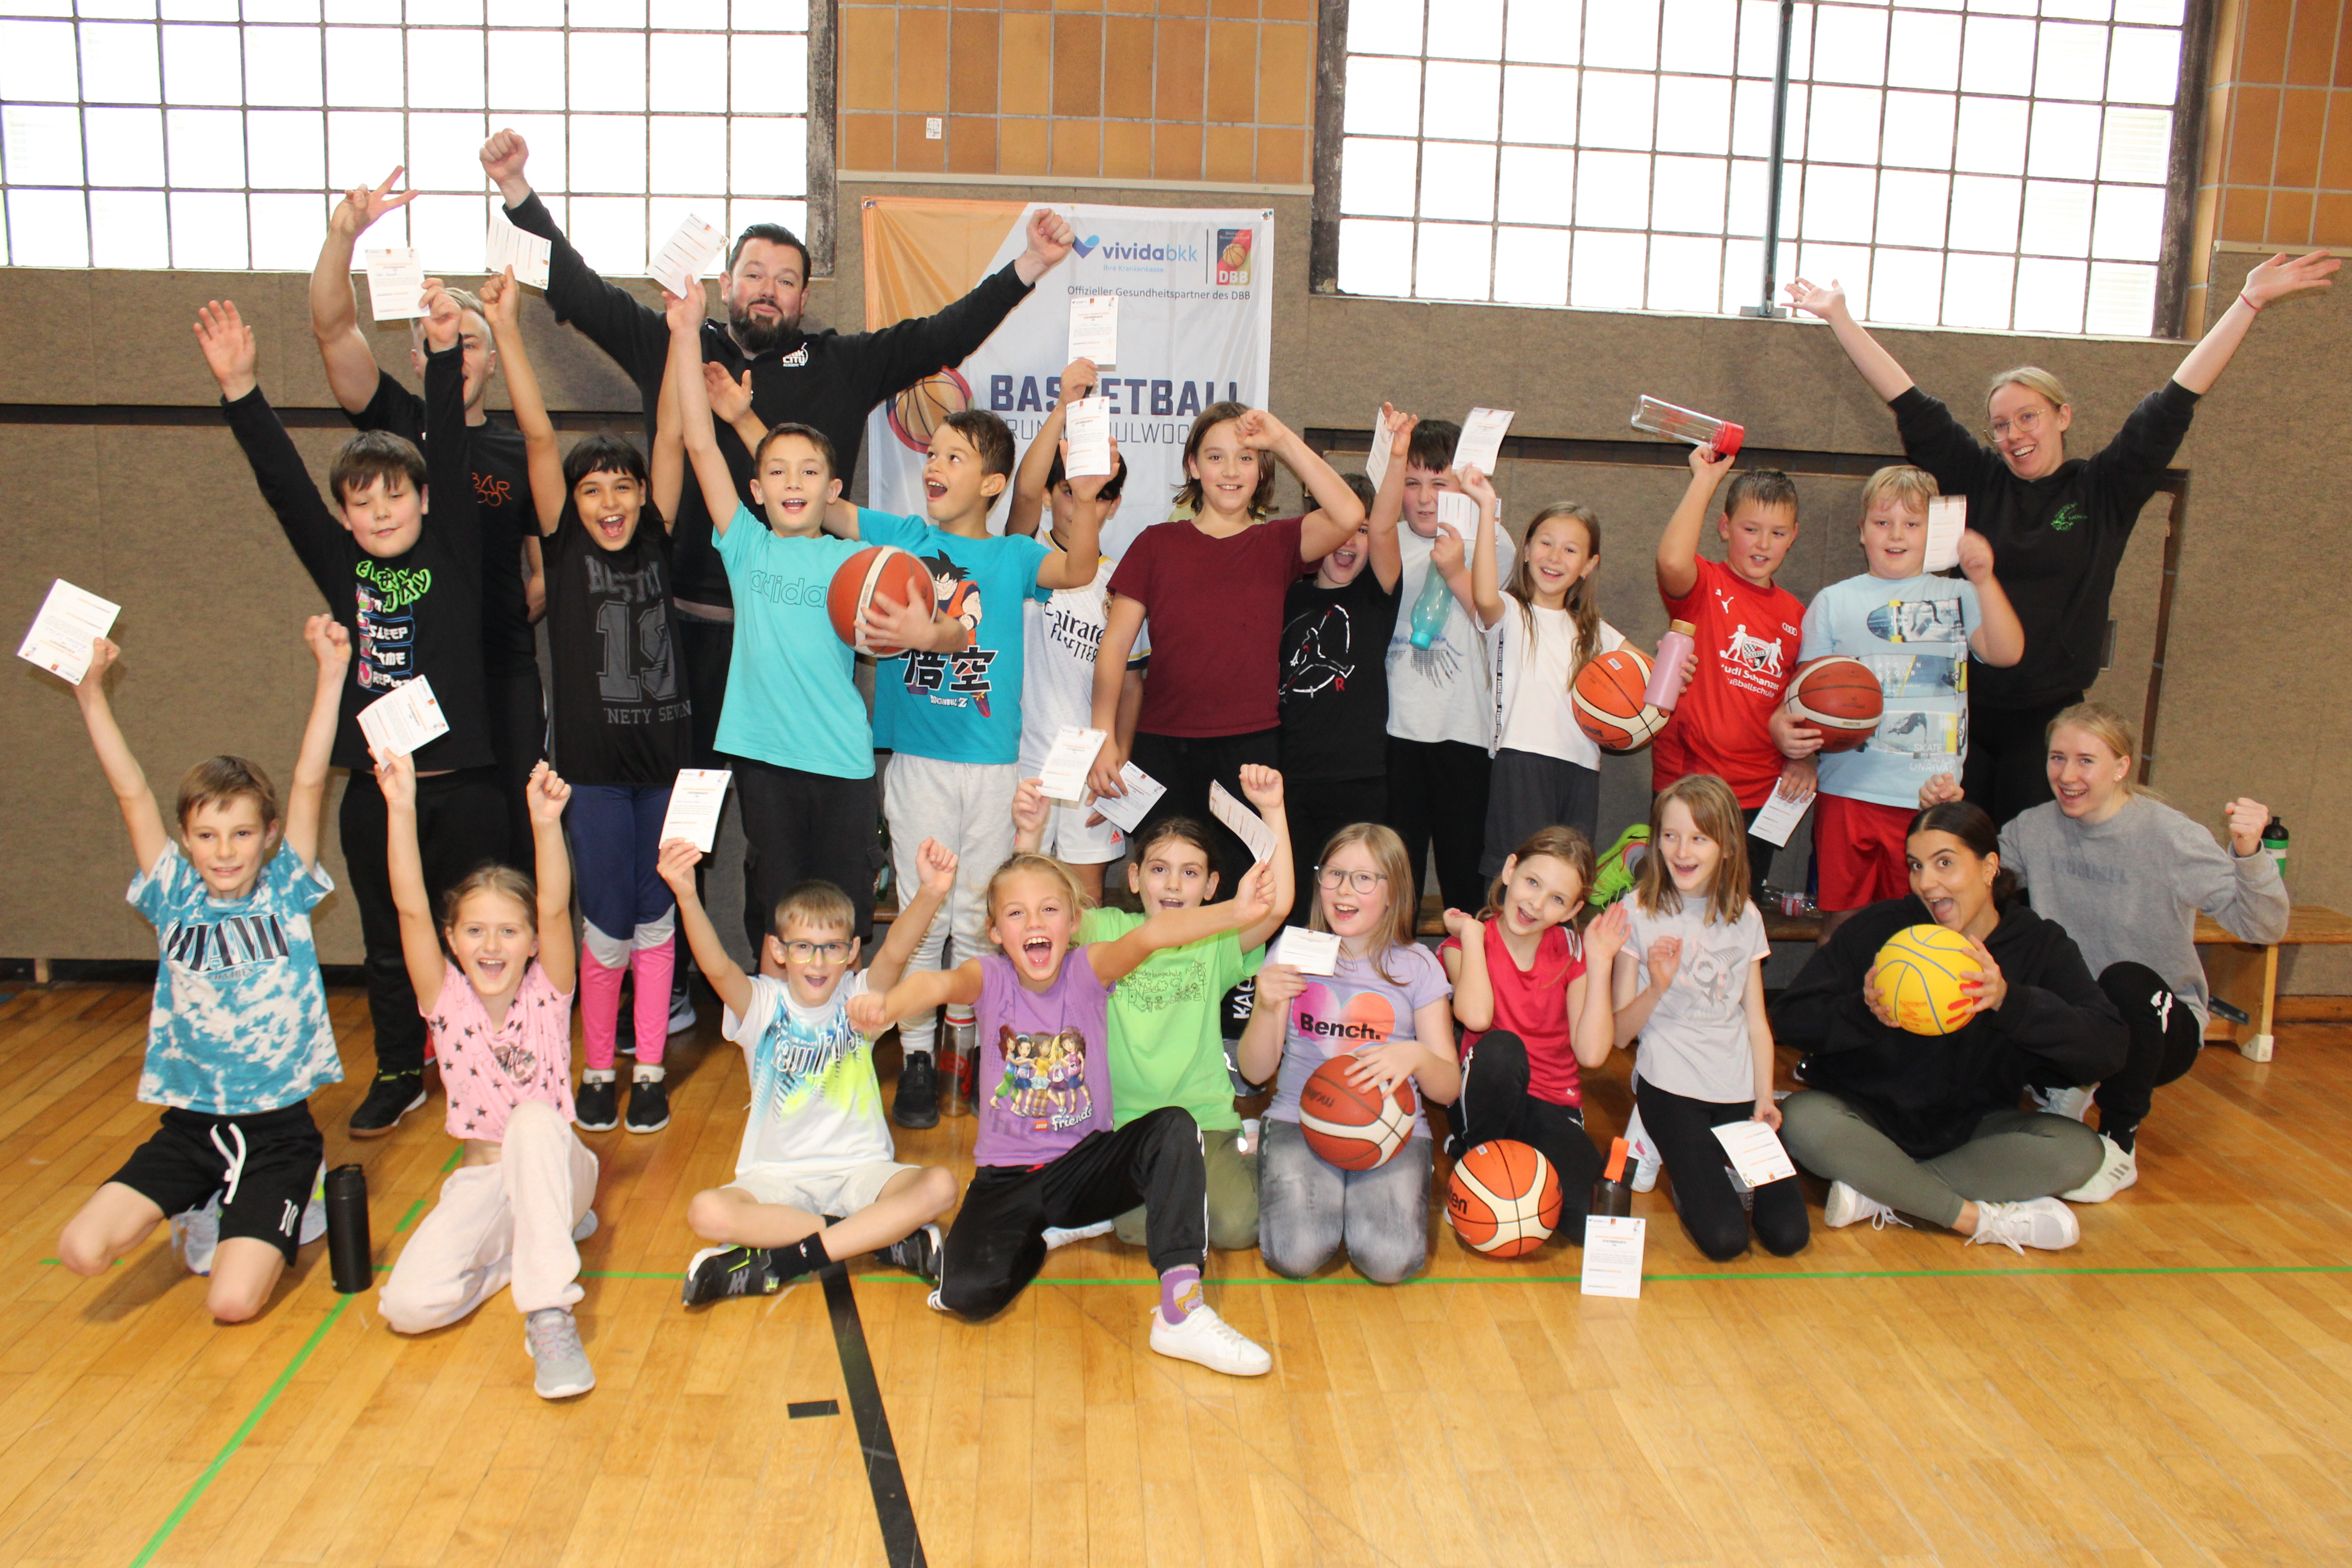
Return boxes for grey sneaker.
[523,1308,595,1398]
[298,1162,327,1246]
[172,1191,223,1276]
[876,1222,944,1284]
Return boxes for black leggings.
[1962,692,2079,827]
[1452,1032,1605,1235]
[2094,962,2204,1148]
[1128,729,1281,901]
[1635,1078,1809,1262]
[938,1108,1207,1321]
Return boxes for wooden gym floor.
[7,981,2352,1568]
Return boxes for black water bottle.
[324,1164,372,1294]
[1593,1137,1634,1220]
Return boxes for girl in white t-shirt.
[1585,773,1808,1263]
[1455,471,1627,870]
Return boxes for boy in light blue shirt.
[828,411,1113,1127]
[55,617,348,1324]
[1795,465,2025,941]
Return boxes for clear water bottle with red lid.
[1631,396,1745,457]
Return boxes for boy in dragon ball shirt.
[1650,445,1812,901]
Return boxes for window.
[0,0,810,274]
[1333,0,2185,335]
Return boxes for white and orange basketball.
[828,545,934,657]
[1446,1140,1563,1257]
[1573,646,1670,752]
[1299,1055,1416,1171]
[1784,655,1883,752]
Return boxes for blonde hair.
[174,755,280,833]
[1309,823,1417,984]
[2044,701,2148,799]
[1986,366,2073,416]
[1479,826,1596,931]
[442,864,538,933]
[411,286,487,343]
[1634,774,1752,926]
[985,852,1095,941]
[774,880,856,938]
[1502,503,1606,691]
[1857,464,1939,525]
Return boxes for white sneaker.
[523,1308,595,1399]
[1822,1181,1909,1231]
[1625,1108,1661,1193]
[1149,1302,1272,1377]
[2033,1084,2096,1122]
[298,1163,327,1246]
[1965,1197,2080,1255]
[171,1191,223,1276]
[2059,1136,2138,1203]
[1041,1220,1116,1251]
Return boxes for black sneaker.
[625,1072,670,1133]
[349,1070,426,1137]
[875,1222,943,1284]
[574,1075,619,1132]
[682,1244,785,1306]
[893,1051,939,1129]
[613,993,637,1058]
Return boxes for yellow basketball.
[1873,923,1982,1035]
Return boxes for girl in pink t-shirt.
[1439,826,1618,1238]
[373,750,601,1401]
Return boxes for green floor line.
[850,1263,2352,1286]
[127,1293,353,1568]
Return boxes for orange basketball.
[1785,655,1883,752]
[1572,646,1670,752]
[1446,1140,1563,1257]
[887,368,971,454]
[828,545,935,657]
[1299,1055,1417,1171]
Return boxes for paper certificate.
[1068,294,1118,370]
[1581,1215,1646,1298]
[1364,404,1396,493]
[486,209,552,290]
[1270,927,1341,975]
[1925,496,1966,573]
[659,768,734,853]
[1453,407,1514,476]
[357,677,450,758]
[649,213,725,297]
[17,578,122,684]
[1748,783,1813,848]
[364,247,424,321]
[1063,396,1113,479]
[1710,1120,1798,1188]
[1433,490,1478,538]
[1208,780,1277,865]
[1037,727,1107,802]
[1090,764,1166,833]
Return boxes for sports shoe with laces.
[1965,1196,2080,1255]
[681,1244,786,1305]
[875,1222,944,1284]
[172,1191,223,1276]
[298,1162,328,1246]
[1041,1219,1115,1250]
[348,1070,426,1137]
[573,1073,619,1132]
[1625,1107,1662,1193]
[625,1069,670,1133]
[668,985,698,1035]
[523,1308,595,1398]
[1150,1302,1272,1377]
[1823,1181,1911,1231]
[2060,1134,2138,1203]
[2033,1084,2096,1122]
[892,1051,939,1130]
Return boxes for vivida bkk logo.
[1071,233,1100,257]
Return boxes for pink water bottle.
[1644,619,1696,710]
[1631,396,1744,457]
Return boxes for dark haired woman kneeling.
[1769,802,2125,1254]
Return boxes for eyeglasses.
[782,939,853,963]
[1315,866,1389,894]
[1988,407,2046,439]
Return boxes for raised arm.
[2202,798,2291,946]
[1235,764,1296,951]
[669,286,744,532]
[69,639,169,877]
[285,616,350,871]
[1459,466,1507,630]
[652,355,686,526]
[199,300,350,599]
[1008,358,1096,539]
[1366,405,1412,592]
[417,281,480,558]
[1955,533,2026,668]
[2173,250,2337,395]
[869,838,958,994]
[1656,443,1734,602]
[1441,910,1495,1034]
[703,360,771,457]
[1609,932,1683,1051]
[1034,436,1114,590]
[480,269,565,537]
[855,960,986,1036]
[483,130,670,393]
[845,208,1071,406]
[1237,961,1301,1086]
[1089,860,1276,985]
[1239,411,1365,561]
[1086,594,1147,798]
[1784,276,1916,402]
[526,763,575,993]
[1575,904,1630,1068]
[375,749,447,1012]
[657,837,752,1020]
[309,170,419,415]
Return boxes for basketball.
[1785,655,1883,752]
[1874,923,1982,1035]
[1446,1140,1563,1257]
[827,545,935,658]
[886,368,971,454]
[1299,1054,1417,1171]
[1573,646,1670,752]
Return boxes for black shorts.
[110,1103,324,1264]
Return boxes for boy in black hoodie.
[1769,803,2125,1253]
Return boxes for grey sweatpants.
[1116,1128,1259,1251]
[1779,1089,2104,1229]
[1258,1117,1431,1284]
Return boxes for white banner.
[863,203,1274,559]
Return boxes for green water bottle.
[2262,817,2288,883]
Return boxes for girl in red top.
[1085,401,1365,882]
[1438,825,1620,1236]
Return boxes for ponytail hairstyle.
[1172,401,1276,520]
[1501,502,1605,689]
[1906,800,2021,905]
[1307,822,1416,984]
[1634,774,1751,926]
[1478,825,1597,932]
[2043,700,2146,799]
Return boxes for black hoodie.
[1769,895,2126,1159]
[1891,379,2195,710]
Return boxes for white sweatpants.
[883,754,1019,1057]
[378,1101,598,1330]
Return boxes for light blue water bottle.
[1407,567,1455,650]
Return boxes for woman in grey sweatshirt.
[1922,702,2287,1203]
